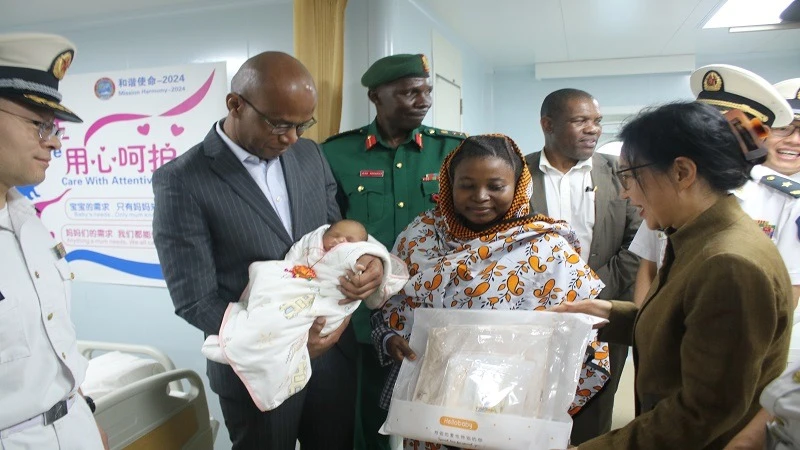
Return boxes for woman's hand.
[386,335,417,363]
[549,299,613,326]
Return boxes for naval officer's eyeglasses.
[236,93,317,136]
[0,106,63,140]
[771,123,799,138]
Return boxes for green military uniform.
[324,120,464,251]
[322,119,464,449]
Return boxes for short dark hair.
[448,135,523,182]
[619,101,753,192]
[540,88,594,119]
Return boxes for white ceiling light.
[703,0,793,29]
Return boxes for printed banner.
[20,62,228,286]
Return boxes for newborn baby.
[202,220,409,411]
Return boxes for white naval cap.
[0,33,81,122]
[690,64,793,128]
[773,78,800,121]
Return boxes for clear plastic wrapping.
[382,309,602,449]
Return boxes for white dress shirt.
[539,151,595,259]
[629,222,668,269]
[216,121,293,237]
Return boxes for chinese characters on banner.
[24,62,228,286]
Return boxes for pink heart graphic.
[136,123,150,135]
[171,124,185,136]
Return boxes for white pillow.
[81,351,165,398]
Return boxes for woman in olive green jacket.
[556,102,794,450]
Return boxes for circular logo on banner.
[94,78,116,100]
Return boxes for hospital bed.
[78,341,219,450]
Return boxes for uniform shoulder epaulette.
[760,174,800,199]
[421,126,467,140]
[323,126,368,144]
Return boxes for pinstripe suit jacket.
[153,124,349,399]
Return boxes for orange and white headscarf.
[382,134,610,413]
[436,134,540,241]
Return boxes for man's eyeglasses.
[771,123,799,138]
[0,106,63,140]
[236,94,317,136]
[614,162,656,190]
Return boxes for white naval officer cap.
[773,78,800,121]
[690,64,793,128]
[0,33,81,122]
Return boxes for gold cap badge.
[421,54,430,75]
[703,70,723,92]
[51,50,74,80]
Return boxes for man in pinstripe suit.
[153,52,383,450]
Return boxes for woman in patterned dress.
[370,134,611,449]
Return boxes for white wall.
[492,50,800,155]
[12,3,294,448]
[339,0,494,135]
[392,0,494,135]
[340,0,371,131]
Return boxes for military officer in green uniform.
[322,53,465,450]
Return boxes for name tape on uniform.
[360,170,385,178]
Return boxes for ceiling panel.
[415,0,568,66]
[0,0,287,29]
[416,0,800,68]
[560,0,706,60]
[5,0,799,68]
[661,0,800,55]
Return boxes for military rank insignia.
[365,135,377,150]
[761,174,800,198]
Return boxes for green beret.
[361,54,430,89]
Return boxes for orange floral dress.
[376,134,611,450]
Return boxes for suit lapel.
[527,151,549,216]
[589,153,615,257]
[203,127,293,246]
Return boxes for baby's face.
[323,222,367,251]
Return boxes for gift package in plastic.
[382,308,602,450]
